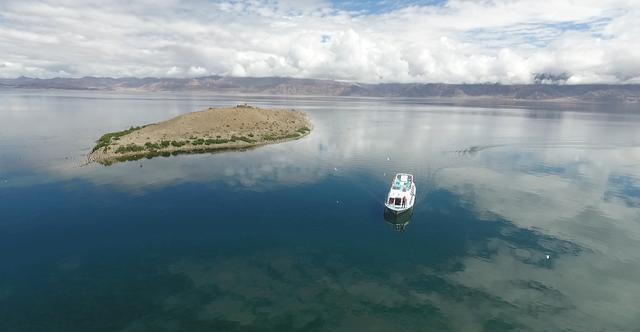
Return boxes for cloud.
[0,0,639,83]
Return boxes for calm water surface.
[1,90,640,331]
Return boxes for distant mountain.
[1,76,639,103]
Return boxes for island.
[88,105,312,165]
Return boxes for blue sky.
[0,0,638,83]
[330,0,446,14]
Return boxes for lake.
[1,90,639,331]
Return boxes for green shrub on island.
[171,140,187,147]
[187,136,259,145]
[115,144,145,154]
[282,132,300,139]
[144,142,161,150]
[205,138,230,145]
[263,132,300,141]
[92,126,145,152]
[262,133,278,141]
[231,135,256,143]
[107,130,299,156]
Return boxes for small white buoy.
[336,200,339,204]
[546,255,550,260]
[334,167,338,171]
[386,157,390,161]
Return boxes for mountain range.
[1,76,639,103]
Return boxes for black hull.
[383,207,414,231]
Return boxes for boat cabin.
[387,174,413,207]
[388,196,406,206]
[385,172,416,213]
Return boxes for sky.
[0,0,639,84]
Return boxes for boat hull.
[384,206,414,219]
[384,207,414,231]
[384,202,414,214]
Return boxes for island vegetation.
[88,105,312,165]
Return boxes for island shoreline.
[88,105,312,165]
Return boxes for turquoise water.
[1,90,640,331]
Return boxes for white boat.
[385,173,416,213]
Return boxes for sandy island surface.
[88,105,312,165]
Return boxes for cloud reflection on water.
[434,146,640,331]
[2,91,640,330]
[151,140,640,330]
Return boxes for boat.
[384,173,416,214]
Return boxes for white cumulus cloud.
[0,0,639,83]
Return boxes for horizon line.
[3,75,640,87]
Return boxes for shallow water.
[1,90,639,331]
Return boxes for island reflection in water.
[0,90,640,331]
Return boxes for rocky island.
[88,105,312,165]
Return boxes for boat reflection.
[383,207,414,232]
